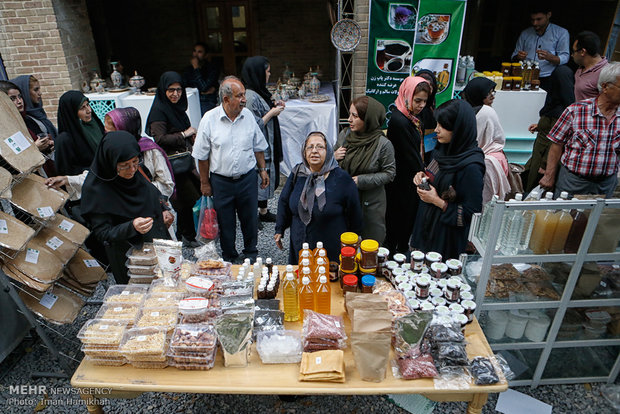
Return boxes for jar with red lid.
[342,274,358,295]
[339,263,357,288]
[340,246,356,270]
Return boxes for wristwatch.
[258,168,268,172]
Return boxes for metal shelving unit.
[468,198,620,387]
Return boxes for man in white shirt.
[193,76,269,262]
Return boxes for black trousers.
[171,172,200,240]
[210,170,258,261]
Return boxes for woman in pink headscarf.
[384,76,431,255]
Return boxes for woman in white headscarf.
[463,77,510,203]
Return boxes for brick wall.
[0,0,99,124]
[352,1,369,99]
[255,0,336,82]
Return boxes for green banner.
[365,0,467,114]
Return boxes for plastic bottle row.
[477,190,588,256]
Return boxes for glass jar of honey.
[501,62,511,76]
[511,62,522,76]
[340,246,356,270]
[342,274,358,295]
[512,76,522,90]
[359,239,379,269]
[340,232,359,251]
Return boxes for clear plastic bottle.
[299,243,314,267]
[313,241,327,260]
[465,56,476,83]
[500,194,523,255]
[298,276,315,321]
[283,271,299,321]
[315,250,330,277]
[315,275,331,315]
[564,201,588,253]
[478,195,499,243]
[548,192,572,254]
[456,56,467,84]
[253,257,263,276]
[518,189,540,251]
[529,192,558,254]
[313,257,326,283]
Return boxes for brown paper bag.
[299,350,345,383]
[352,309,392,333]
[345,292,388,317]
[0,166,12,198]
[351,331,391,382]
[0,93,45,174]
[32,227,79,265]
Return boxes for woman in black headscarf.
[275,132,363,265]
[81,131,171,284]
[410,99,485,259]
[55,90,105,176]
[241,56,284,222]
[146,71,200,246]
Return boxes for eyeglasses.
[487,90,496,97]
[166,88,183,94]
[117,159,140,171]
[305,144,326,152]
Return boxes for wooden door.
[196,0,253,76]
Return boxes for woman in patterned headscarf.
[275,131,362,265]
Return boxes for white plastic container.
[524,313,551,342]
[505,311,529,339]
[485,310,508,340]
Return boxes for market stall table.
[277,84,338,176]
[71,266,507,414]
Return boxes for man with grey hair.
[193,76,269,262]
[540,62,620,197]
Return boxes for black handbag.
[168,151,193,175]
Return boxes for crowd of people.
[1,11,618,282]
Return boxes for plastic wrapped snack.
[257,330,302,364]
[83,356,126,367]
[379,290,411,318]
[372,279,395,294]
[427,322,465,343]
[134,307,178,329]
[215,312,253,367]
[434,366,472,390]
[470,356,500,385]
[192,260,232,277]
[77,319,128,346]
[178,297,221,323]
[435,342,469,367]
[303,310,347,341]
[125,259,157,276]
[126,243,158,266]
[119,326,169,357]
[254,309,284,339]
[167,347,217,370]
[153,239,183,276]
[223,280,254,297]
[170,324,217,353]
[143,292,183,309]
[395,345,439,379]
[95,304,139,324]
[185,276,216,297]
[149,277,185,294]
[103,284,148,305]
[81,344,123,359]
[393,311,433,355]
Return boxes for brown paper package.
[299,350,345,383]
[351,331,391,382]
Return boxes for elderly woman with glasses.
[81,131,171,284]
[275,131,363,265]
[146,71,200,247]
[463,77,510,204]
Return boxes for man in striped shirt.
[540,62,620,197]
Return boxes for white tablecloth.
[86,88,201,137]
[120,88,202,136]
[277,84,338,176]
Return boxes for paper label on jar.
[150,311,160,317]
[58,219,74,232]
[0,219,7,234]
[45,236,64,250]
[36,206,54,218]
[4,131,31,154]
[315,356,322,365]
[99,324,109,330]
[39,292,57,310]
[25,248,39,264]
[84,259,100,268]
[137,335,147,342]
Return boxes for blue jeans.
[555,164,618,198]
[210,170,258,261]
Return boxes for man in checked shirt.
[540,62,620,198]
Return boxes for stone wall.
[0,0,99,123]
